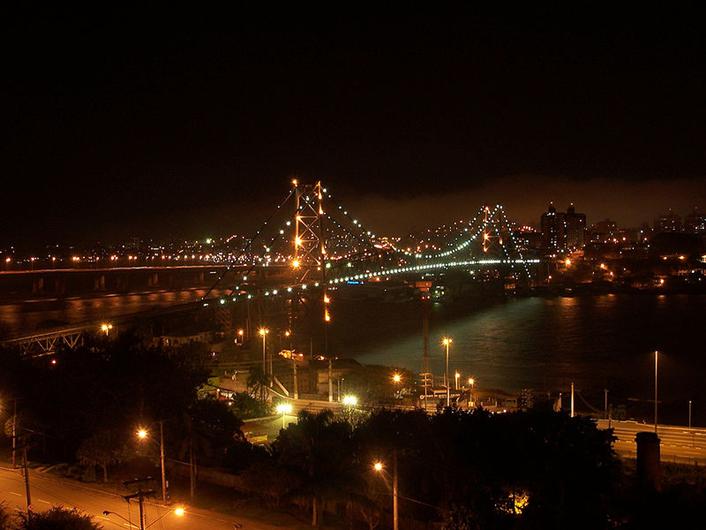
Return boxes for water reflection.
[357,294,706,413]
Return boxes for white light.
[342,395,358,406]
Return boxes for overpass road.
[598,419,706,464]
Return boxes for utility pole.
[11,399,17,468]
[604,388,609,420]
[654,350,659,434]
[22,444,31,518]
[189,430,196,503]
[392,449,399,530]
[159,421,167,504]
[292,357,299,399]
[328,357,333,403]
[122,478,155,530]
[570,382,575,418]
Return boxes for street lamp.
[454,371,460,390]
[654,350,659,434]
[468,377,475,407]
[372,452,398,530]
[258,327,269,374]
[442,337,452,407]
[276,402,293,429]
[135,422,168,504]
[342,394,358,407]
[100,322,113,335]
[392,372,402,384]
[104,505,185,530]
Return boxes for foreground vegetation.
[2,335,706,528]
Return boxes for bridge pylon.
[292,179,327,283]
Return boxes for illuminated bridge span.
[1,182,541,351]
[203,181,540,306]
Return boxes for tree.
[247,367,270,402]
[16,507,102,529]
[230,392,270,419]
[76,429,127,482]
[274,410,362,527]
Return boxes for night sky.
[3,8,706,245]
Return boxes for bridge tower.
[291,180,332,357]
[292,179,327,282]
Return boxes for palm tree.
[247,367,270,402]
[274,410,363,527]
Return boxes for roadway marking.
[9,492,21,497]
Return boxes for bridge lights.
[324,291,332,322]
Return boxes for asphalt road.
[0,465,297,529]
[597,419,706,463]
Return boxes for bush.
[16,507,102,529]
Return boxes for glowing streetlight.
[442,337,452,407]
[392,372,402,384]
[100,322,113,335]
[454,371,460,390]
[276,402,293,429]
[342,394,358,407]
[136,423,168,503]
[258,327,269,374]
[174,506,185,517]
[372,453,399,530]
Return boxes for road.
[0,465,301,529]
[597,419,706,463]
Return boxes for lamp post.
[442,337,452,407]
[276,403,293,429]
[468,377,475,407]
[454,371,460,391]
[373,450,399,530]
[136,423,168,504]
[654,350,659,434]
[258,327,269,375]
[689,400,693,430]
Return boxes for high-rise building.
[684,206,706,234]
[588,219,618,244]
[540,203,586,252]
[654,209,682,233]
[565,203,587,249]
[540,203,565,252]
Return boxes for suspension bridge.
[202,180,539,303]
[2,181,540,353]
